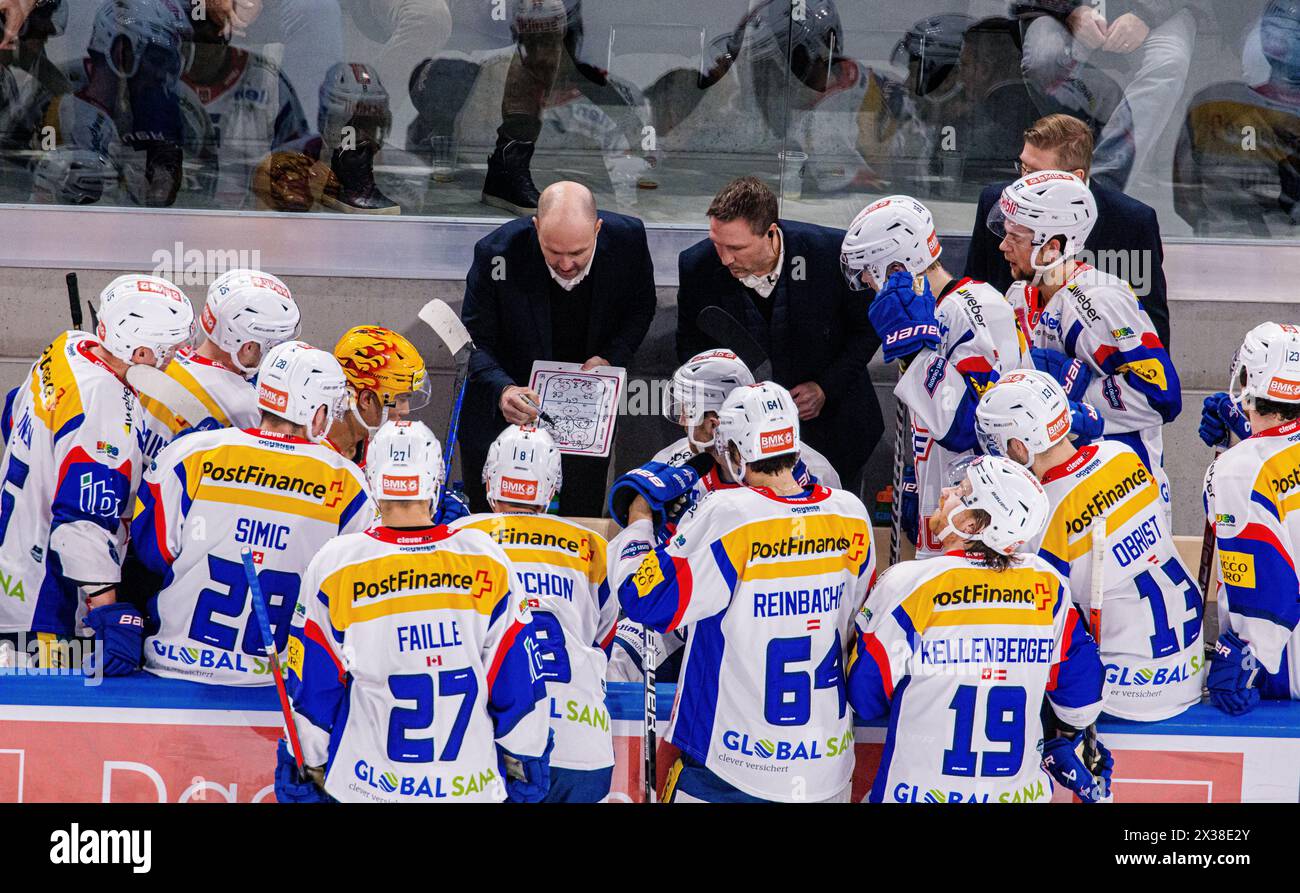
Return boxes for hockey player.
[1201,322,1300,714]
[131,340,372,684]
[655,348,840,489]
[279,420,550,803]
[976,369,1204,721]
[0,273,194,671]
[989,170,1181,510]
[608,382,875,803]
[840,195,1026,556]
[847,454,1111,804]
[325,325,430,468]
[451,424,616,802]
[137,268,301,461]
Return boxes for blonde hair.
[1023,114,1094,178]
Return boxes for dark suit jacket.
[964,180,1171,346]
[676,219,882,485]
[460,210,656,465]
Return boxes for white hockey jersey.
[847,552,1104,803]
[287,525,549,803]
[0,332,144,636]
[1009,264,1181,508]
[609,484,875,802]
[131,427,372,685]
[137,348,261,463]
[451,512,617,770]
[1203,419,1300,699]
[1028,441,1204,720]
[900,277,1025,556]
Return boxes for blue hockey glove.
[499,732,555,803]
[274,740,332,803]
[869,270,941,364]
[1030,347,1093,401]
[1208,629,1261,716]
[900,466,919,546]
[608,454,713,528]
[1199,392,1251,449]
[172,415,223,441]
[435,482,472,525]
[792,457,819,488]
[1069,400,1104,443]
[1041,734,1112,803]
[83,602,144,677]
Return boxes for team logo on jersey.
[257,383,289,413]
[380,474,420,497]
[923,357,947,396]
[619,541,650,561]
[499,476,538,502]
[759,427,795,455]
[1119,359,1168,390]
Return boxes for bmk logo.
[380,474,420,497]
[500,476,538,501]
[1046,409,1070,442]
[258,383,289,412]
[759,427,794,454]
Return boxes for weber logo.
[1267,378,1300,400]
[258,383,289,412]
[200,304,217,334]
[999,195,1018,217]
[500,476,539,501]
[381,474,420,496]
[1046,409,1070,442]
[759,427,794,454]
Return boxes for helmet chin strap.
[1029,241,1070,287]
[935,502,976,549]
[720,449,746,485]
[349,394,388,436]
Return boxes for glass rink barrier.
[0,673,1297,802]
[0,0,1297,241]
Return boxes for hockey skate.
[321,143,400,215]
[481,138,542,215]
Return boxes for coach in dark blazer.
[965,113,1171,345]
[677,177,882,488]
[460,181,656,516]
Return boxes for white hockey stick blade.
[126,365,210,428]
[418,299,473,357]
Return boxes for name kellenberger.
[49,823,151,874]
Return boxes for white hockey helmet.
[32,147,116,205]
[256,341,349,430]
[318,61,391,151]
[366,420,444,503]
[663,349,756,448]
[95,274,196,367]
[987,171,1096,280]
[975,370,1072,466]
[1229,322,1300,410]
[88,0,193,78]
[936,455,1050,556]
[714,381,801,481]
[483,424,562,507]
[201,269,302,375]
[840,195,941,291]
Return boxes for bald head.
[534,181,602,282]
[537,181,597,224]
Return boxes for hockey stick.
[418,299,476,479]
[241,548,306,774]
[695,305,773,381]
[643,624,657,802]
[125,364,210,430]
[1197,445,1228,600]
[1083,511,1112,802]
[888,384,907,568]
[66,272,83,331]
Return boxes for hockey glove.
[499,732,555,803]
[435,483,472,526]
[83,602,144,677]
[1030,348,1093,401]
[274,739,333,803]
[172,416,223,441]
[1198,392,1251,449]
[608,454,713,529]
[1041,734,1112,803]
[1208,629,1261,716]
[1069,400,1104,443]
[900,466,919,546]
[869,270,941,365]
[792,457,819,488]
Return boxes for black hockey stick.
[66,272,82,331]
[695,305,773,381]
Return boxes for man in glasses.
[963,113,1170,347]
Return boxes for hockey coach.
[460,181,656,516]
